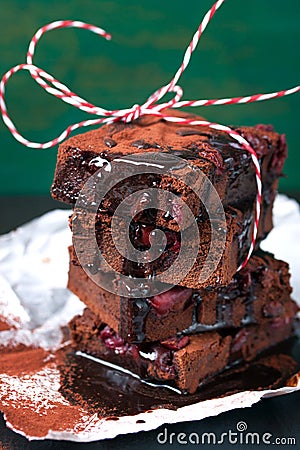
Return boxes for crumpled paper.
[0,195,299,442]
[0,209,83,350]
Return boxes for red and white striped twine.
[0,0,299,268]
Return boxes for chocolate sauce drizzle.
[58,341,299,418]
[124,250,286,342]
[104,137,117,148]
[131,298,151,342]
[175,128,212,138]
[131,140,161,150]
[243,282,255,325]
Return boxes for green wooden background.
[0,0,299,195]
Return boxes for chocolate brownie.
[68,249,295,343]
[51,111,285,233]
[71,206,251,289]
[69,302,297,394]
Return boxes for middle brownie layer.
[68,248,294,343]
[70,194,274,290]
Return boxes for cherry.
[150,287,193,316]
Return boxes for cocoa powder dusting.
[0,347,86,438]
[0,345,48,376]
[0,321,10,332]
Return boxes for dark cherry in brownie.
[68,248,295,343]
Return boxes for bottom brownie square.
[69,302,297,394]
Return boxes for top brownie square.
[51,111,286,232]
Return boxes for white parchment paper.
[0,194,299,442]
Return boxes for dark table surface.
[0,195,299,450]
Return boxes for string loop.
[1,0,299,268]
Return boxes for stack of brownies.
[51,112,298,394]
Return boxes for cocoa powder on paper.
[0,346,85,438]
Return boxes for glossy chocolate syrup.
[129,298,151,342]
[121,252,282,343]
[131,140,162,150]
[103,137,117,148]
[175,128,213,138]
[58,334,299,418]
